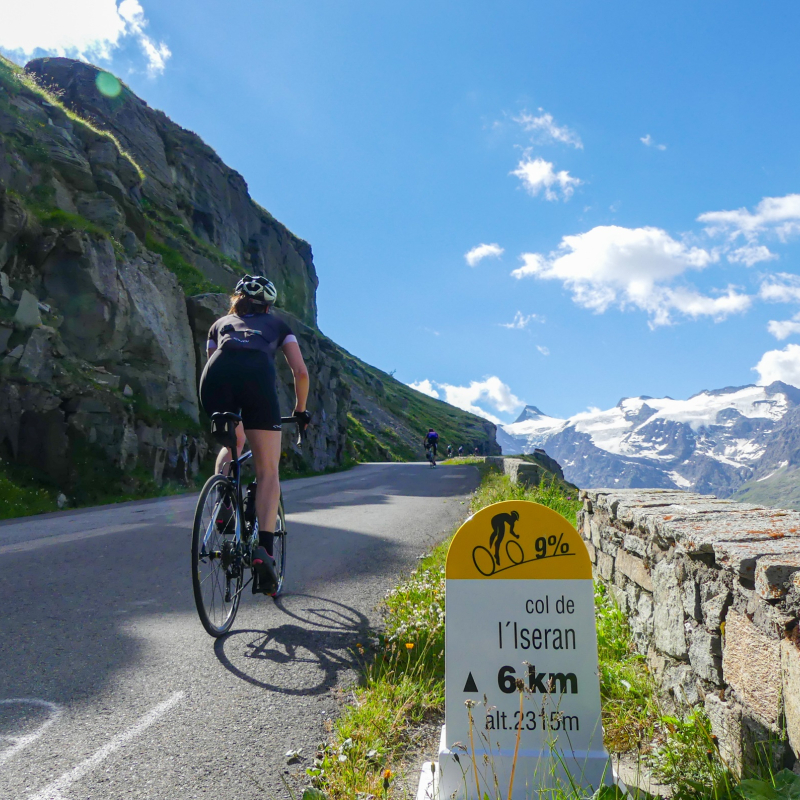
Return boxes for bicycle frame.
[202,415,298,566]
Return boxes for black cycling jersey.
[199,311,296,431]
[207,313,295,359]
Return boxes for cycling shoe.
[252,545,278,595]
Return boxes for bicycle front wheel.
[191,474,242,637]
[271,494,287,597]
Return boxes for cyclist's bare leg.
[245,429,282,552]
[215,423,246,474]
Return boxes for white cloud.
[0,0,170,75]
[727,244,777,266]
[511,225,751,327]
[514,109,583,149]
[767,315,800,340]
[407,376,523,424]
[465,242,504,267]
[537,345,550,356]
[409,379,439,399]
[699,194,800,243]
[511,156,581,201]
[640,134,667,151]
[754,344,800,388]
[759,273,800,304]
[499,311,540,329]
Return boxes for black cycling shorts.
[199,349,282,431]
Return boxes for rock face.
[580,488,800,771]
[0,56,498,498]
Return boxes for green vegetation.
[338,348,498,463]
[29,205,110,238]
[0,438,198,521]
[345,413,400,463]
[0,463,59,519]
[594,582,657,753]
[0,54,145,182]
[144,233,225,295]
[732,465,800,511]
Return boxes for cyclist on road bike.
[446,444,452,459]
[198,275,310,594]
[423,429,439,458]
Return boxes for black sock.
[258,531,274,556]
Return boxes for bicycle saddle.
[210,412,241,447]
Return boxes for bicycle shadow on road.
[214,594,371,696]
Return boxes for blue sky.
[5,1,800,424]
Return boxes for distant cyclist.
[423,428,439,458]
[446,444,453,459]
[458,445,463,457]
[198,275,311,594]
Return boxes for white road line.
[27,692,184,800]
[0,524,154,557]
[0,699,63,765]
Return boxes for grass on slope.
[0,54,144,182]
[339,347,499,463]
[731,465,800,511]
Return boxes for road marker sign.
[419,500,610,799]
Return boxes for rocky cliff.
[0,56,497,511]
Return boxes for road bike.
[191,412,300,637]
[426,444,437,468]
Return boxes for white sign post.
[417,500,610,800]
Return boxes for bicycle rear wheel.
[191,474,243,637]
[271,494,287,597]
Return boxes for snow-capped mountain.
[499,382,800,497]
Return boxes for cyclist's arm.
[282,340,309,412]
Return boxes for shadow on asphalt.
[214,594,371,695]
[287,464,479,510]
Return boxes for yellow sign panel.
[446,500,591,580]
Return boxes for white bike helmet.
[234,274,277,305]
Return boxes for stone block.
[610,584,627,613]
[631,592,654,654]
[782,639,800,758]
[702,589,731,631]
[616,550,653,591]
[704,694,743,773]
[596,550,614,581]
[585,541,596,563]
[755,554,800,600]
[14,289,42,328]
[653,560,687,659]
[722,610,781,727]
[689,628,723,684]
[0,325,12,352]
[18,327,54,382]
[590,519,602,549]
[0,271,13,300]
[623,533,647,558]
[4,344,23,361]
[683,580,701,621]
[600,538,619,557]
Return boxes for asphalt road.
[0,462,480,800]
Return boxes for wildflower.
[405,643,414,650]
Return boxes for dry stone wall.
[579,489,800,771]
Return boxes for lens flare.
[95,71,122,98]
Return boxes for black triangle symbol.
[463,672,478,693]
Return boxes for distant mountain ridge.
[498,382,800,504]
